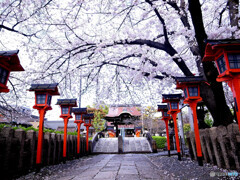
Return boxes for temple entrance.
[105,104,142,138]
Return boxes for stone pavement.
[17,153,237,180]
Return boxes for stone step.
[93,137,152,153]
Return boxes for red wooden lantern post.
[56,99,77,162]
[28,84,59,167]
[0,50,24,93]
[83,113,94,153]
[72,108,87,157]
[162,94,182,160]
[202,39,240,131]
[176,76,205,166]
[158,104,171,157]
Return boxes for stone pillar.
[51,133,56,165]
[216,126,230,169]
[199,129,210,163]
[1,127,15,178]
[186,132,194,160]
[67,135,70,159]
[88,140,92,154]
[26,130,36,169]
[118,135,123,153]
[189,131,197,160]
[227,123,240,170]
[56,134,62,164]
[209,127,224,168]
[44,132,51,165]
[15,129,27,174]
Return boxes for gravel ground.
[147,154,240,180]
[16,153,240,180]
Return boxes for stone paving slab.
[17,153,237,180]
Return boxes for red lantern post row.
[56,99,77,163]
[162,94,182,161]
[72,108,88,156]
[29,84,59,167]
[83,113,94,153]
[175,76,205,166]
[158,105,171,157]
[202,39,240,131]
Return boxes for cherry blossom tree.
[0,0,239,127]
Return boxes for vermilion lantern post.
[158,104,171,157]
[176,76,205,166]
[56,99,77,162]
[202,39,240,131]
[28,84,59,167]
[72,108,87,157]
[162,94,182,160]
[83,113,94,153]
[0,50,24,93]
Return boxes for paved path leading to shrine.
[18,154,231,180]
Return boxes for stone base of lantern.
[177,152,182,161]
[63,157,66,164]
[197,156,203,166]
[168,150,171,157]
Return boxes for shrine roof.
[105,106,141,118]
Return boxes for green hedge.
[152,136,167,149]
[0,123,78,135]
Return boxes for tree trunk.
[228,0,239,30]
[188,0,234,126]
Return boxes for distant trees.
[87,104,109,132]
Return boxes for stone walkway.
[17,154,236,180]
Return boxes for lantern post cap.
[56,99,77,107]
[175,76,205,83]
[72,107,88,114]
[204,39,240,45]
[175,76,205,89]
[157,104,168,112]
[28,83,60,95]
[0,50,24,71]
[83,113,94,119]
[162,94,182,101]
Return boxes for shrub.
[43,128,55,133]
[55,131,64,134]
[0,123,9,130]
[152,136,167,149]
[183,123,191,134]
[67,131,78,136]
